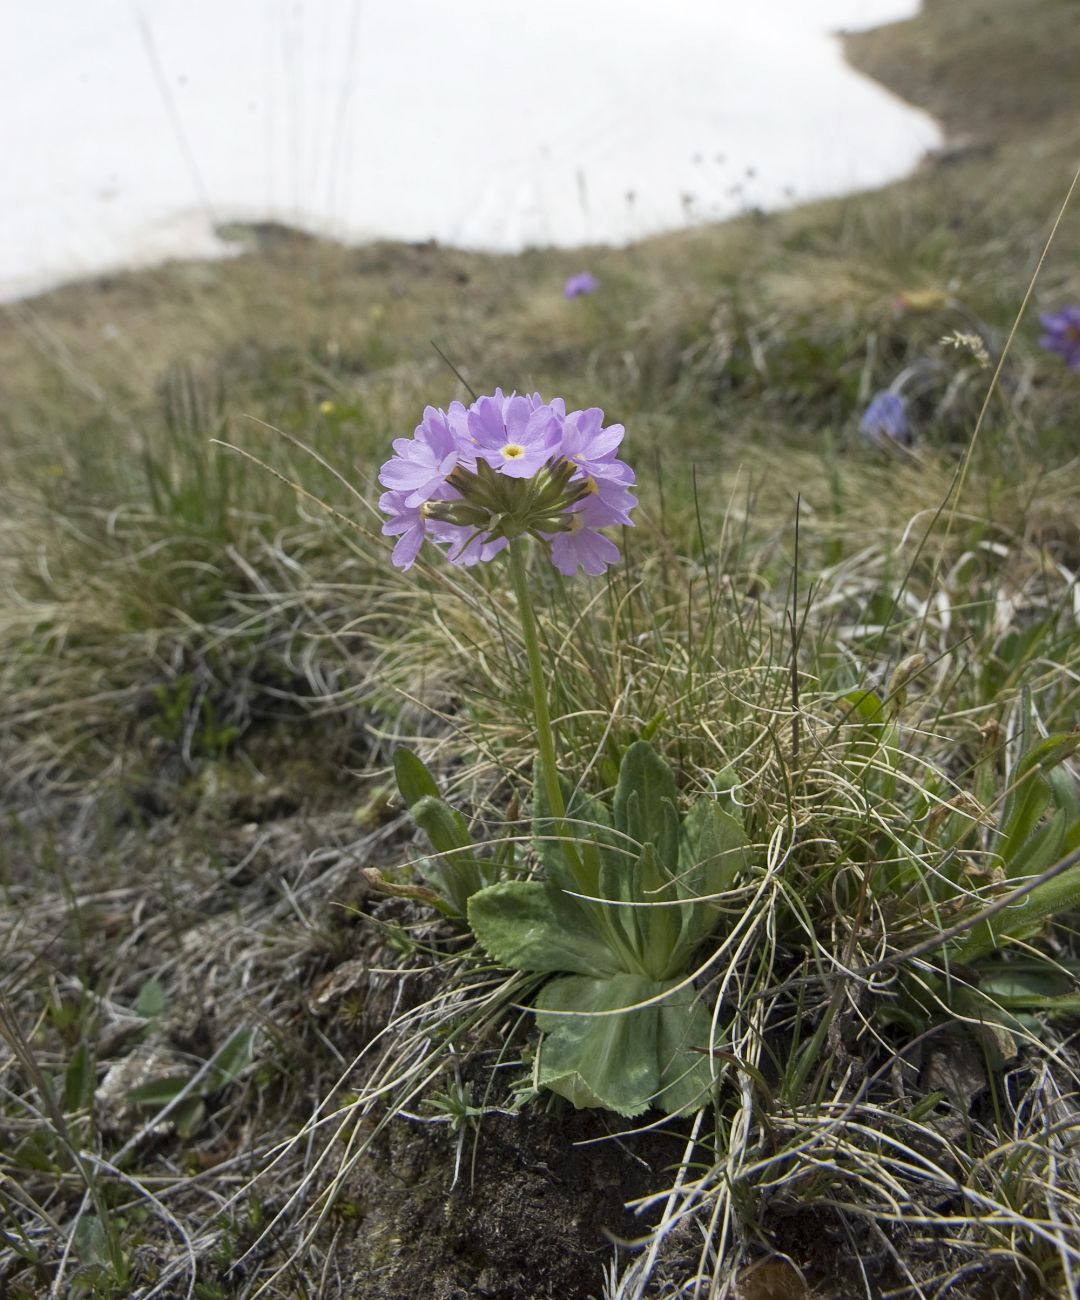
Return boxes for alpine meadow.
[2,2,1080,1297]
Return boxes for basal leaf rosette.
[467,878,716,1118]
[466,743,752,1117]
[378,390,637,575]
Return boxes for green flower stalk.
[506,538,588,893]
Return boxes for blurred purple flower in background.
[564,272,599,299]
[1038,306,1080,370]
[859,390,910,447]
[379,393,635,575]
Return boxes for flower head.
[859,391,910,447]
[1038,306,1080,370]
[564,272,599,299]
[378,392,635,574]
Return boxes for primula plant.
[381,391,745,1116]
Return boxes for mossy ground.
[2,2,1080,1296]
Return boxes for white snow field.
[2,1,940,301]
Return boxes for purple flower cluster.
[564,272,599,299]
[1039,306,1080,370]
[379,391,636,576]
[859,390,910,447]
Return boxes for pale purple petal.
[549,525,620,577]
[391,526,427,569]
[585,478,638,526]
[470,395,561,477]
[558,407,630,485]
[446,400,475,453]
[380,406,468,502]
[379,448,458,503]
[379,490,429,570]
[416,406,458,456]
[503,395,532,441]
[544,495,627,577]
[467,396,509,449]
[438,524,509,567]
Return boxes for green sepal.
[467,881,619,978]
[393,746,441,807]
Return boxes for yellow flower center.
[501,443,525,460]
